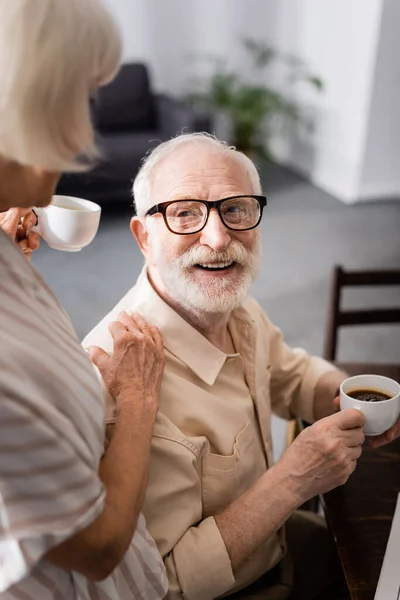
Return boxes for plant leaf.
[184,36,324,152]
[308,75,324,92]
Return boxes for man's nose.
[199,209,231,252]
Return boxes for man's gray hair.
[133,132,262,216]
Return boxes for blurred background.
[35,0,400,457]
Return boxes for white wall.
[265,0,384,203]
[105,0,398,203]
[104,0,271,92]
[358,0,400,201]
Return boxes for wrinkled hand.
[0,207,40,260]
[280,408,365,504]
[333,396,399,449]
[88,311,165,421]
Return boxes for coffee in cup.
[31,195,101,252]
[347,389,392,402]
[340,374,400,436]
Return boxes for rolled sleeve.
[262,312,337,423]
[170,516,234,600]
[294,355,338,423]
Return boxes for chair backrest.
[94,63,156,132]
[324,265,400,361]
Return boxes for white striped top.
[0,230,167,600]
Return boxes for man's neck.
[147,270,236,355]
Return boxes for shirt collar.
[120,268,254,386]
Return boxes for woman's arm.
[46,311,164,580]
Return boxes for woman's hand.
[0,207,40,260]
[88,311,165,422]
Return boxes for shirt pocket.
[201,422,257,518]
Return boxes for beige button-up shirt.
[83,269,336,600]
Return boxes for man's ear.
[130,216,149,257]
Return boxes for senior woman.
[0,1,167,599]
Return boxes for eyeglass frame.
[144,194,267,235]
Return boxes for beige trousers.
[228,510,349,600]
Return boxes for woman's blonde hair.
[0,0,121,172]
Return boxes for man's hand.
[278,408,365,504]
[0,207,40,260]
[215,407,365,573]
[333,396,400,449]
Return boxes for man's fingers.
[348,445,362,461]
[369,434,386,449]
[344,427,365,447]
[369,416,400,449]
[327,407,366,430]
[333,396,340,411]
[337,407,366,429]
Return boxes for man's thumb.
[334,407,366,429]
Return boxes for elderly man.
[84,133,367,600]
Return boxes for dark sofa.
[57,63,212,206]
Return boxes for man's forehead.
[151,147,251,199]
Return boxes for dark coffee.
[348,388,392,402]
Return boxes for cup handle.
[29,208,41,234]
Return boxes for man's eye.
[177,210,199,218]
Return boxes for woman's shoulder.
[0,228,36,285]
[0,228,66,318]
[0,229,105,459]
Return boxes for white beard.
[150,235,261,315]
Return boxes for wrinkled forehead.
[150,145,255,203]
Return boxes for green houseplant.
[188,38,323,159]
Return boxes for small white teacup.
[340,374,400,436]
[31,195,101,252]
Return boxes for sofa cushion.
[94,63,155,132]
[95,131,167,179]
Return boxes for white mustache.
[177,240,256,269]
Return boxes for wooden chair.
[324,265,400,361]
[286,265,400,512]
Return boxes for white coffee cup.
[340,374,400,436]
[31,195,101,252]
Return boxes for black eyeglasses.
[145,195,267,235]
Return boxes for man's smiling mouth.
[194,261,235,271]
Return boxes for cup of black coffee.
[340,374,400,436]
